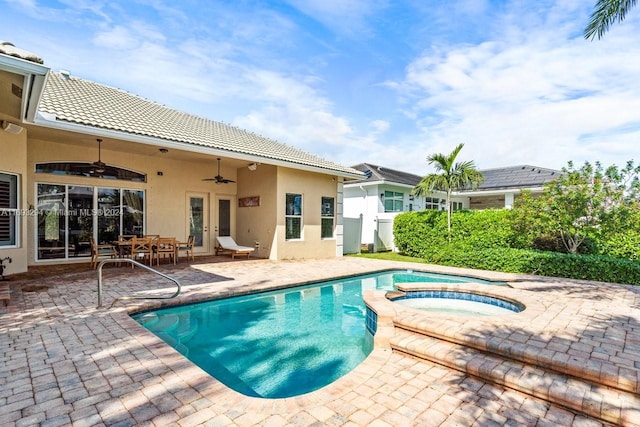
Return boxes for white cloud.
[284,0,388,38]
[390,3,640,173]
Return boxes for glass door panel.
[190,197,204,246]
[123,190,144,236]
[218,199,231,236]
[37,184,66,259]
[68,186,93,257]
[187,192,209,253]
[97,188,120,244]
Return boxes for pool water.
[393,291,522,316]
[132,270,501,398]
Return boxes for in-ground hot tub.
[390,290,524,316]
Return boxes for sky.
[3,0,640,175]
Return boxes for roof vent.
[60,70,71,79]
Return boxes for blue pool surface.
[132,269,502,398]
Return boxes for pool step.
[390,329,640,426]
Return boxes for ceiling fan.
[88,138,107,175]
[203,158,235,184]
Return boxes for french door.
[186,192,209,254]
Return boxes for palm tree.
[584,0,637,40]
[413,143,484,241]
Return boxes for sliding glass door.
[36,183,145,260]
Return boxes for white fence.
[343,215,363,254]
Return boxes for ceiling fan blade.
[203,158,234,183]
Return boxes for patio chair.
[89,236,118,269]
[131,236,154,266]
[215,236,254,259]
[117,234,136,258]
[176,235,195,262]
[156,237,177,265]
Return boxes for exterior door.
[216,196,233,237]
[187,192,209,254]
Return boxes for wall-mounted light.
[157,171,163,176]
[248,163,258,171]
[380,193,384,198]
[1,120,23,134]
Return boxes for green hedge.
[420,245,640,285]
[394,209,515,256]
[394,210,640,285]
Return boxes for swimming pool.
[132,269,502,398]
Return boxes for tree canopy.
[413,143,484,240]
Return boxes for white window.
[321,197,334,238]
[451,201,463,211]
[0,173,18,247]
[424,197,441,211]
[285,193,302,240]
[384,191,403,212]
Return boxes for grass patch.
[348,252,430,264]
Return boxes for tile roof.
[37,71,363,177]
[348,163,423,186]
[347,163,560,192]
[0,41,43,64]
[474,165,560,191]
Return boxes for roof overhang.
[30,112,365,179]
[344,180,417,189]
[0,54,49,122]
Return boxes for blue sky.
[3,0,640,175]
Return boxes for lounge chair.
[215,236,254,259]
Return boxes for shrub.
[394,209,514,256]
[419,245,640,285]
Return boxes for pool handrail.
[96,258,181,308]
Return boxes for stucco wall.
[276,167,338,259]
[0,125,28,275]
[26,138,238,264]
[236,164,277,259]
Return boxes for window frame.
[285,193,303,240]
[383,190,404,212]
[0,172,19,248]
[321,196,335,239]
[424,197,441,211]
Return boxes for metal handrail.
[97,258,181,308]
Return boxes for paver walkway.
[1,256,638,426]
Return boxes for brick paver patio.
[1,256,638,426]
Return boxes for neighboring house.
[0,42,364,275]
[461,165,560,209]
[344,163,559,250]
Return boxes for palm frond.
[585,0,637,40]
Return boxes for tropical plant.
[513,160,640,254]
[585,0,637,40]
[412,143,484,241]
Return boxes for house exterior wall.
[236,164,277,259]
[27,138,232,264]
[0,125,28,275]
[18,137,345,267]
[275,167,338,259]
